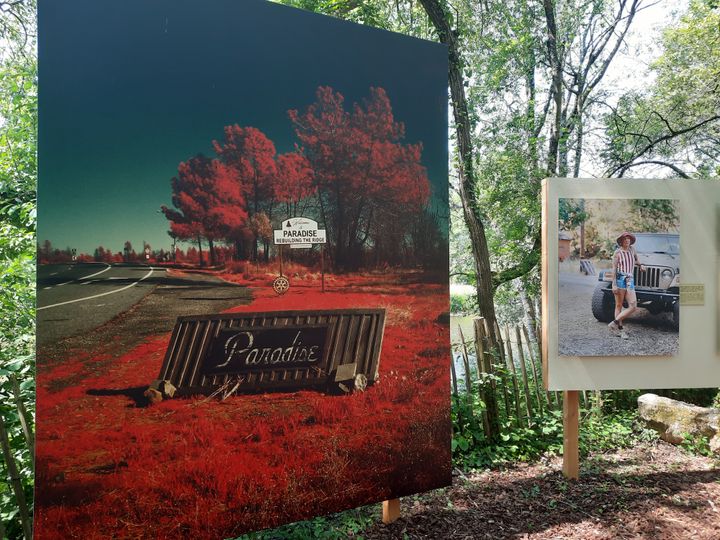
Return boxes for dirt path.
[361,442,719,539]
[558,272,679,356]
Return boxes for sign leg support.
[321,244,325,292]
[382,498,400,524]
[563,390,580,480]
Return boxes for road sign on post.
[273,217,326,246]
[273,217,328,292]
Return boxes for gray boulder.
[637,393,720,452]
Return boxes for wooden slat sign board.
[158,309,385,395]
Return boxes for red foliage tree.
[161,154,247,267]
[274,151,315,219]
[93,246,113,263]
[213,126,277,261]
[289,86,430,270]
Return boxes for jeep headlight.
[659,268,674,289]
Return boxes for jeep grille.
[633,266,664,288]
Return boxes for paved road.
[37,264,252,350]
[558,271,679,356]
[38,264,159,345]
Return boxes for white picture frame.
[542,178,720,390]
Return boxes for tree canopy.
[602,0,720,177]
[162,85,434,271]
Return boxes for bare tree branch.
[618,160,690,178]
[607,114,720,176]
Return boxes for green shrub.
[450,293,477,315]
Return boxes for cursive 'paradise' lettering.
[215,330,320,369]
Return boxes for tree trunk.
[573,113,584,178]
[420,1,502,442]
[208,239,216,266]
[197,236,204,267]
[558,108,569,177]
[544,0,563,177]
[420,0,501,348]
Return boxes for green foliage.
[601,388,717,412]
[450,293,478,315]
[559,199,587,230]
[712,389,720,409]
[235,506,375,540]
[603,0,720,177]
[492,282,525,326]
[449,192,475,286]
[275,0,433,37]
[0,1,37,538]
[679,432,714,458]
[452,385,654,470]
[630,199,679,231]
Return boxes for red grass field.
[34,271,450,539]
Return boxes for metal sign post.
[273,217,327,294]
[272,246,289,295]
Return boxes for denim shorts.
[616,272,634,290]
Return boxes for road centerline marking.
[37,266,157,311]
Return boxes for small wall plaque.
[680,284,705,305]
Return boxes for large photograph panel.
[558,198,680,357]
[36,1,449,537]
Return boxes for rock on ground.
[638,393,720,451]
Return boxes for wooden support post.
[382,498,400,524]
[522,325,552,410]
[517,326,543,416]
[472,320,492,436]
[321,244,325,292]
[496,324,512,426]
[449,351,459,397]
[563,390,580,480]
[475,318,500,439]
[503,326,523,427]
[458,327,473,396]
[514,327,534,425]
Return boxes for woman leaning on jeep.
[608,231,645,339]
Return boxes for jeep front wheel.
[591,284,615,323]
[672,301,679,331]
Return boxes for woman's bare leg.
[616,288,637,322]
[613,290,624,320]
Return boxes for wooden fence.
[453,318,594,437]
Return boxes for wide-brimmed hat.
[616,231,636,245]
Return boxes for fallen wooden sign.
[152,309,386,398]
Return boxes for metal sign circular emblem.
[272,276,290,295]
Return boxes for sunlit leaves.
[0,0,37,537]
[602,0,720,177]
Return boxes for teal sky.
[38,0,447,255]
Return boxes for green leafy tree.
[603,0,720,177]
[559,199,587,230]
[0,0,37,538]
[630,199,679,231]
[415,0,640,354]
